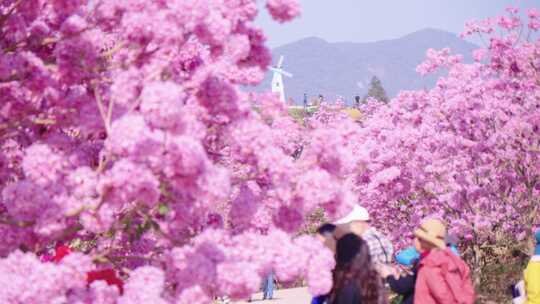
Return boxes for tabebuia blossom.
[117,267,167,304]
[1,0,539,301]
[415,47,463,75]
[0,251,93,303]
[283,7,540,276]
[266,0,301,23]
[0,0,348,302]
[346,7,540,272]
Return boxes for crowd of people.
[46,201,540,304]
[310,206,540,304]
[312,205,476,304]
[238,203,540,304]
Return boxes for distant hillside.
[245,28,478,104]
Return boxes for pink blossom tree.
[284,8,540,285]
[1,0,540,301]
[0,0,349,302]
[348,7,540,276]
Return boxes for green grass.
[287,106,319,123]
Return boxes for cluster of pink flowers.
[165,229,333,300]
[341,7,540,251]
[266,0,301,23]
[1,0,540,302]
[416,47,464,75]
[0,0,343,302]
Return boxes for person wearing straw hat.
[522,229,540,304]
[413,218,475,304]
[335,205,394,267]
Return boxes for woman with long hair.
[328,233,387,304]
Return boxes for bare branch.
[93,83,111,134]
[0,0,23,29]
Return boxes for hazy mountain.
[245,28,478,104]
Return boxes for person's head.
[335,233,362,266]
[316,223,337,252]
[413,218,447,253]
[331,233,385,304]
[335,205,371,236]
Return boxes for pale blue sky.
[256,1,540,47]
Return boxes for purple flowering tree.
[1,0,540,302]
[348,7,540,275]
[0,0,349,302]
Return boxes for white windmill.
[269,55,292,103]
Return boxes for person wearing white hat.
[336,205,394,267]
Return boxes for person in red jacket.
[413,219,475,304]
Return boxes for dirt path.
[235,287,311,304]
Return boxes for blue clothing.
[534,229,540,255]
[396,245,459,268]
[262,273,274,300]
[311,295,327,304]
[449,244,460,256]
[396,247,420,267]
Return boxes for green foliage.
[389,295,404,304]
[288,106,318,123]
[158,203,170,216]
[363,76,389,103]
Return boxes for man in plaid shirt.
[336,205,394,266]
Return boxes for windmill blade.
[269,67,292,77]
[277,55,284,68]
[281,70,293,78]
